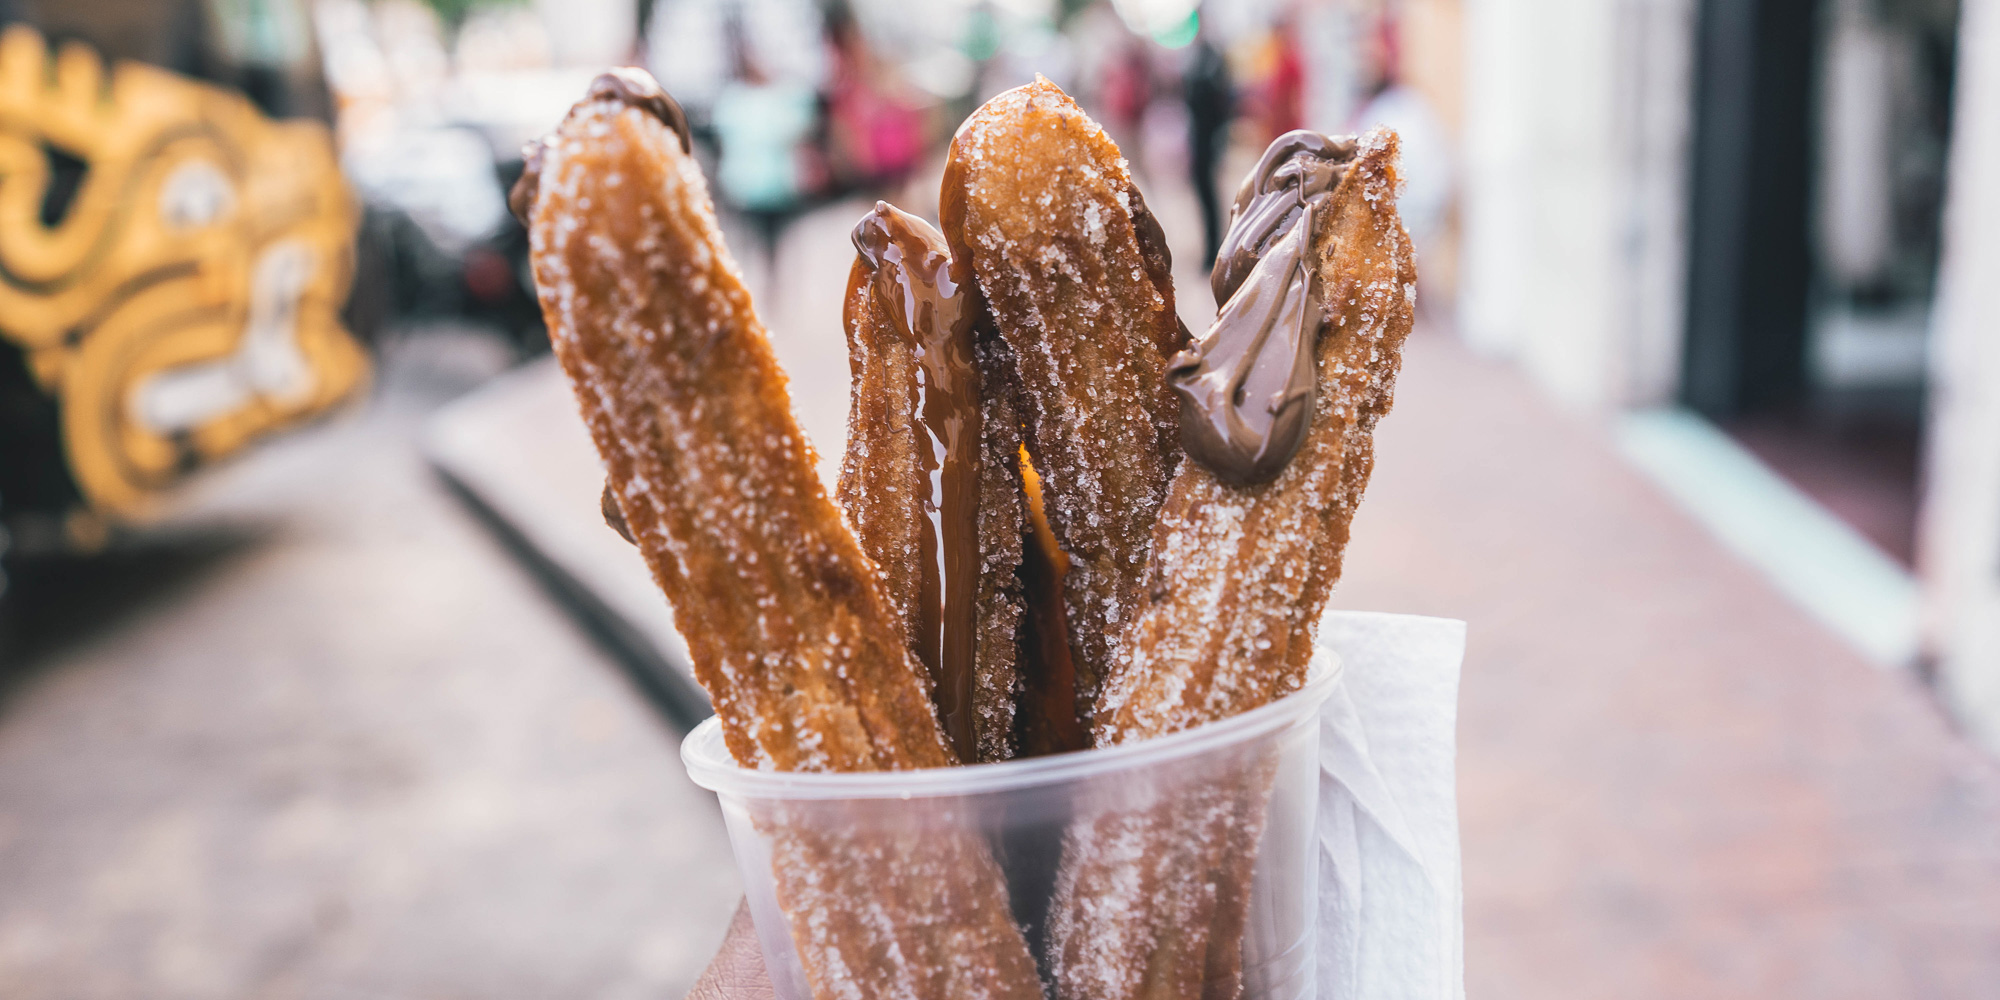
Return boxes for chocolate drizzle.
[601,481,635,544]
[1209,131,1354,305]
[509,67,692,226]
[849,202,984,762]
[1168,130,1356,486]
[587,67,692,151]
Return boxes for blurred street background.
[2,0,1999,996]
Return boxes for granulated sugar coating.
[1045,130,1413,1000]
[1045,753,1281,1000]
[941,78,1188,731]
[525,63,1414,1000]
[526,97,949,775]
[970,336,1031,762]
[523,90,1042,1000]
[766,812,1046,1000]
[835,208,1027,764]
[1096,128,1417,746]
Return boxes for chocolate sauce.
[587,67,692,152]
[1168,131,1355,486]
[1209,131,1354,306]
[508,67,692,226]
[1124,179,1177,299]
[601,481,634,544]
[849,202,984,763]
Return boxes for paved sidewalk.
[1340,330,2000,998]
[0,332,742,1000]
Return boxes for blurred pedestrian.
[1100,36,1153,154]
[712,12,817,270]
[1185,22,1233,270]
[1351,12,1449,304]
[823,1,925,190]
[1260,14,1305,139]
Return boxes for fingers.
[686,901,776,1000]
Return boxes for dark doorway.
[1683,0,1959,568]
[1683,0,1821,418]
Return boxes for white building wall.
[1459,0,1540,359]
[1459,0,1694,410]
[1921,0,2000,750]
[1615,0,1697,408]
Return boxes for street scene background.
[2,0,1998,996]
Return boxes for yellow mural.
[0,26,367,519]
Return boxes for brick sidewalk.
[1337,329,2000,997]
[0,333,743,998]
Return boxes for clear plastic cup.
[682,654,1341,1000]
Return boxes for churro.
[768,811,1046,1000]
[1050,129,1415,1000]
[836,201,1025,764]
[941,78,1187,729]
[519,62,1414,1000]
[1047,762,1270,1000]
[521,72,948,773]
[970,333,1032,762]
[517,68,1042,1000]
[1098,127,1414,743]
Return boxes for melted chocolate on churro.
[848,202,985,762]
[941,80,1186,727]
[601,482,634,544]
[1209,131,1355,304]
[1168,131,1354,486]
[509,68,692,225]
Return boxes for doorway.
[1682,0,1958,568]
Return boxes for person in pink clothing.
[1261,14,1306,140]
[822,2,924,189]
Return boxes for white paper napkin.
[1314,611,1467,1000]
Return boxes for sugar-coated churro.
[942,78,1187,730]
[1049,128,1415,1000]
[1098,127,1414,744]
[837,201,1025,764]
[522,74,949,773]
[518,60,1415,1000]
[517,68,1043,1000]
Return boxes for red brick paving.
[1333,329,2000,998]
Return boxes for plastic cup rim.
[680,647,1343,800]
